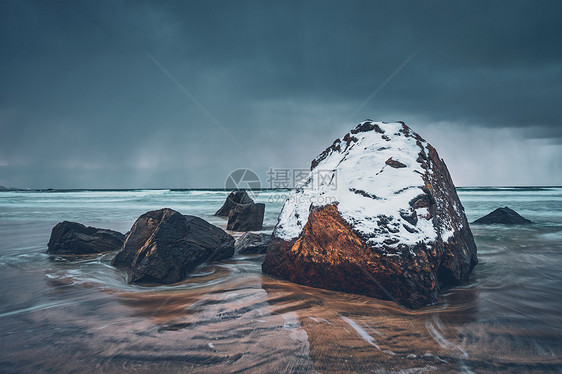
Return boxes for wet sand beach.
[1,189,561,372]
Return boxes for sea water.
[0,188,561,372]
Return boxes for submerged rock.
[47,221,125,255]
[215,190,254,217]
[112,208,234,284]
[235,232,271,254]
[262,120,478,309]
[227,203,265,231]
[473,206,532,225]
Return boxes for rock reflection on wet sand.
[1,253,561,373]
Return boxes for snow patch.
[274,121,438,251]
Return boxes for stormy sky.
[1,0,561,188]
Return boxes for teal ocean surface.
[0,188,561,372]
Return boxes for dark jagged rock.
[47,221,125,255]
[112,208,234,284]
[385,157,407,168]
[227,203,265,231]
[235,232,271,254]
[215,190,254,217]
[215,189,265,232]
[473,206,533,225]
[262,120,477,309]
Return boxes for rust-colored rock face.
[262,121,477,308]
[264,205,438,308]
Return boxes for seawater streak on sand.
[0,295,107,318]
[341,316,380,350]
[283,312,311,346]
[425,315,473,372]
[425,315,468,359]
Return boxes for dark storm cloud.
[0,0,561,188]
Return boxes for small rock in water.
[235,232,271,254]
[112,208,234,284]
[215,190,254,217]
[47,221,125,255]
[473,206,533,225]
[227,203,265,231]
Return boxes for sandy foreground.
[1,254,560,373]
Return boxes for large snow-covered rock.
[262,121,478,308]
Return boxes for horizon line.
[1,185,562,192]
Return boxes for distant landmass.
[0,185,25,191]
